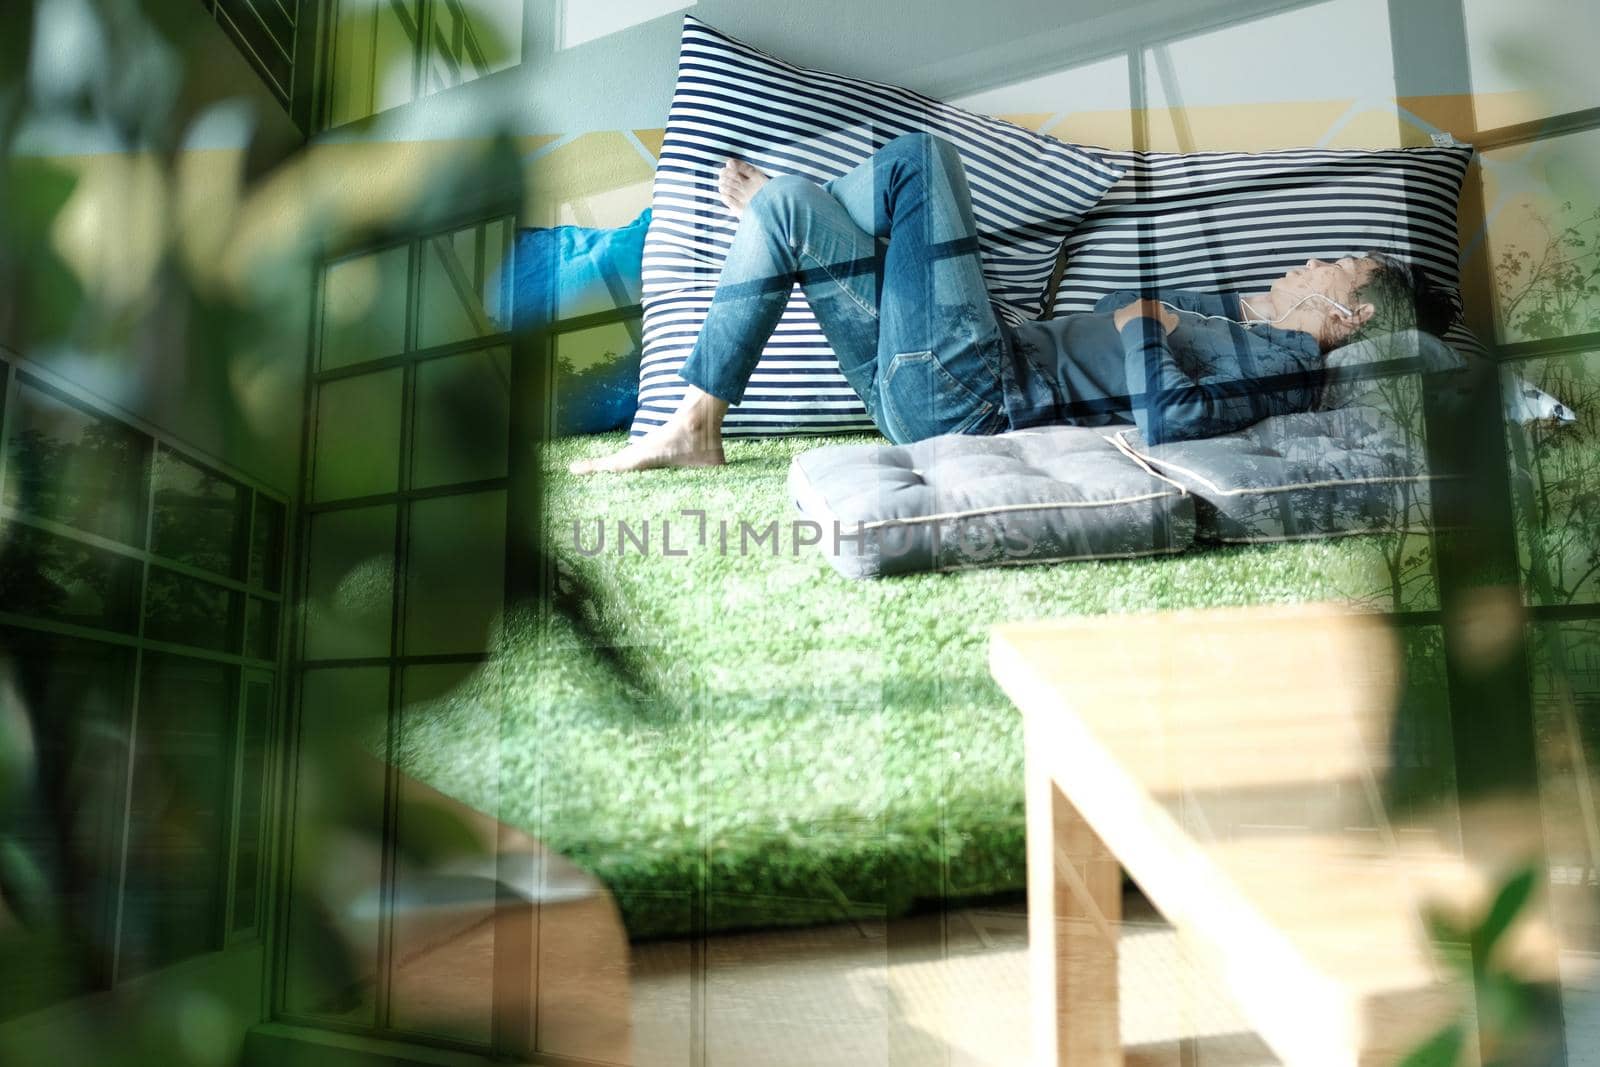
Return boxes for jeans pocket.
[878,350,997,444]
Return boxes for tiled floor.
[385,893,1600,1065]
[630,893,1278,1067]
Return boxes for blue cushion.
[514,209,650,434]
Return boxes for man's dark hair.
[1345,252,1455,343]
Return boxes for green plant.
[0,1,638,1058]
[1404,865,1566,1067]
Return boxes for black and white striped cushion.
[633,16,1126,438]
[1049,146,1484,358]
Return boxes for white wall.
[323,0,1457,143]
[1462,0,1600,129]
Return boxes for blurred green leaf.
[0,694,31,815]
[0,837,55,927]
[0,0,35,107]
[1,157,85,346]
[3,156,78,231]
[1472,863,1537,970]
[1478,971,1529,1039]
[0,1,639,1052]
[1399,1024,1465,1067]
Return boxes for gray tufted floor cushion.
[788,382,1439,577]
[788,332,1458,577]
[1108,393,1437,545]
[787,425,1197,579]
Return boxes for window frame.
[313,0,524,132]
[275,207,519,1054]
[0,347,294,1002]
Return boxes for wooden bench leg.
[1027,725,1122,1067]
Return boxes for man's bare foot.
[717,158,770,218]
[570,388,730,474]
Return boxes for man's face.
[1270,255,1381,312]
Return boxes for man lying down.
[571,132,1455,475]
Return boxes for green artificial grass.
[393,432,1427,939]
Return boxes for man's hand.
[1112,298,1180,335]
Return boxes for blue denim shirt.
[999,289,1324,444]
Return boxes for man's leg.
[680,173,892,409]
[747,132,1009,442]
[570,133,1007,473]
[826,132,1008,444]
[570,162,883,474]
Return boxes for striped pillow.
[1049,145,1484,359]
[632,16,1126,439]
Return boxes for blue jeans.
[679,132,1012,444]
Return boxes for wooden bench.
[990,603,1555,1066]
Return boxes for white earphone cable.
[1157,291,1353,328]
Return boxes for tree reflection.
[5,418,146,544]
[1495,203,1600,343]
[1510,357,1600,609]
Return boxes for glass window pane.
[372,0,421,112]
[251,495,286,593]
[952,53,1134,150]
[231,677,273,935]
[320,246,410,370]
[1464,0,1600,131]
[412,348,510,489]
[151,448,247,578]
[552,323,640,436]
[482,218,510,327]
[404,491,504,656]
[1481,129,1600,344]
[418,223,511,349]
[119,655,236,977]
[424,0,521,93]
[1141,0,1399,151]
[0,525,139,632]
[246,597,279,661]
[3,379,148,544]
[283,667,389,1024]
[327,0,421,126]
[305,506,396,661]
[216,0,292,89]
[561,0,691,50]
[1506,350,1600,607]
[0,629,130,1021]
[313,370,403,503]
[145,568,240,653]
[388,663,496,1045]
[418,232,479,348]
[555,321,636,373]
